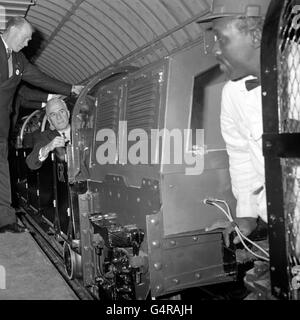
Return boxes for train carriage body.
[7,0,300,301]
[13,43,237,300]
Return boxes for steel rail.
[18,211,95,301]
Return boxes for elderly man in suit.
[26,98,71,170]
[0,16,83,233]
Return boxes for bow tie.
[6,49,12,60]
[245,78,260,91]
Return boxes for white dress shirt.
[1,36,13,77]
[221,76,267,222]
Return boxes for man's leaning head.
[197,0,271,80]
[3,16,33,52]
[46,98,70,132]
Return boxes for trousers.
[0,140,16,227]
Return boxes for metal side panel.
[161,171,236,236]
[146,212,236,298]
[78,191,96,288]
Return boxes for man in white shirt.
[26,98,71,170]
[197,0,271,246]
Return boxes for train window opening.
[190,65,227,149]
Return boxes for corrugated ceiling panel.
[29,13,60,31]
[23,0,210,84]
[70,14,124,61]
[54,33,103,71]
[37,55,69,80]
[82,2,138,53]
[38,50,79,82]
[50,38,92,75]
[139,0,189,46]
[94,0,148,48]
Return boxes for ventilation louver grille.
[126,74,160,134]
[95,90,120,134]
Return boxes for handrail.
[19,109,41,144]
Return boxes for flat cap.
[197,0,271,23]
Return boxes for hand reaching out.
[71,85,85,96]
[205,217,257,247]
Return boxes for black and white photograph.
[0,0,299,310]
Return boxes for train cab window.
[190,65,227,149]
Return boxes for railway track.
[18,211,95,301]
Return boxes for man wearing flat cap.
[197,0,271,246]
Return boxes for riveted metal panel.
[146,212,236,298]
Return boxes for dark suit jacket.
[18,85,49,102]
[11,85,50,132]
[26,129,61,170]
[0,37,72,139]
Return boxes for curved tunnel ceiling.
[1,0,212,84]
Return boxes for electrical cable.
[204,198,270,262]
[209,200,269,257]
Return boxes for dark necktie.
[55,147,66,161]
[245,78,260,91]
[55,132,67,161]
[61,132,70,145]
